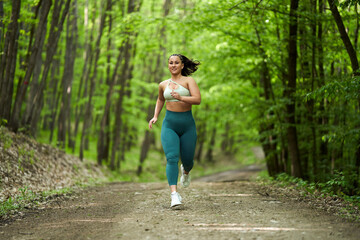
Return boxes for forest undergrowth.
[257,173,360,223]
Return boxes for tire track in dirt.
[1,170,360,240]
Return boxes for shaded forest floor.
[1,169,360,240]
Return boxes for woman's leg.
[161,127,181,186]
[180,124,197,173]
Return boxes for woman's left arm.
[178,77,201,105]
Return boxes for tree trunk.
[9,0,51,131]
[255,27,280,176]
[80,0,110,160]
[0,1,4,46]
[27,0,71,136]
[195,120,206,162]
[110,39,132,170]
[355,4,359,51]
[48,55,61,143]
[97,45,123,164]
[205,127,216,163]
[58,0,78,148]
[328,0,359,74]
[137,0,170,175]
[286,0,302,178]
[328,0,360,189]
[0,0,21,122]
[97,2,115,165]
[316,0,327,181]
[71,0,93,152]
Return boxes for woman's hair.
[169,54,200,76]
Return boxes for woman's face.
[168,56,183,75]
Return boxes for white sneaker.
[180,164,191,188]
[171,192,182,208]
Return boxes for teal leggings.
[161,110,197,186]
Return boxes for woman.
[148,54,201,208]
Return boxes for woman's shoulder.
[158,79,169,90]
[183,76,195,83]
[159,79,170,85]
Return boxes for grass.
[0,186,73,218]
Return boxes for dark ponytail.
[169,54,200,76]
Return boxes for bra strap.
[169,79,180,86]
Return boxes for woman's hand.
[148,117,158,129]
[170,90,181,101]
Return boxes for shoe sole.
[171,204,183,210]
[180,165,190,188]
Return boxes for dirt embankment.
[0,127,105,203]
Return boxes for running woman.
[148,54,201,208]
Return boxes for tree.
[286,0,302,178]
[0,0,21,122]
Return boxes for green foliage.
[317,170,359,196]
[0,124,12,151]
[18,147,36,170]
[259,172,360,221]
[0,186,75,218]
[0,186,38,217]
[272,172,360,198]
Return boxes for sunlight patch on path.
[192,223,330,232]
[209,193,253,197]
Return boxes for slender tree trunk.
[273,10,289,173]
[27,0,71,136]
[298,3,312,180]
[255,27,280,176]
[97,44,123,164]
[221,122,231,155]
[328,0,359,74]
[307,0,317,181]
[80,0,110,160]
[58,0,77,148]
[110,39,132,170]
[195,121,205,162]
[137,0,170,174]
[286,0,302,178]
[0,1,4,47]
[97,3,115,165]
[328,0,360,189]
[9,0,51,131]
[48,55,61,143]
[72,0,93,152]
[355,4,359,51]
[316,0,327,181]
[0,0,21,122]
[205,127,216,163]
[109,0,143,170]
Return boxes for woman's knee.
[166,155,179,165]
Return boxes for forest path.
[1,168,360,240]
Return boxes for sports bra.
[163,79,190,102]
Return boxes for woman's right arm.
[149,83,165,129]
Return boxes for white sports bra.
[163,79,190,102]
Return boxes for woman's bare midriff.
[166,101,192,112]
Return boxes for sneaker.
[180,164,191,188]
[171,192,182,208]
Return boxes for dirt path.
[1,169,360,240]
